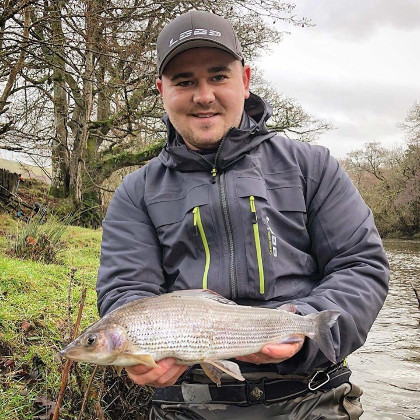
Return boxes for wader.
[149,363,363,420]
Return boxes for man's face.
[156,48,251,150]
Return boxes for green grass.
[0,213,105,419]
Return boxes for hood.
[158,92,276,172]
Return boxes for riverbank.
[0,213,152,419]
[1,212,419,419]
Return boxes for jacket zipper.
[250,196,265,294]
[193,206,210,289]
[210,129,238,299]
[219,172,237,299]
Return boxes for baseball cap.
[157,10,244,76]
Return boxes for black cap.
[157,10,244,76]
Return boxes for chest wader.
[149,362,363,419]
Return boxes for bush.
[7,212,74,264]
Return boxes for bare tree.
[399,102,420,144]
[342,104,420,237]
[2,1,324,220]
[346,141,389,182]
[0,0,31,135]
[250,71,332,142]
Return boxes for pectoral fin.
[201,359,245,386]
[121,353,159,367]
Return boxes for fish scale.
[60,289,340,384]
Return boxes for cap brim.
[159,39,243,76]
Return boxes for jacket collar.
[158,92,275,172]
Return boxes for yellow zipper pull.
[250,196,258,223]
[211,167,217,183]
[193,207,199,236]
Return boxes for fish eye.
[86,334,97,346]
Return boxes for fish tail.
[307,310,340,363]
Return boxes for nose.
[193,81,215,105]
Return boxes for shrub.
[7,212,74,264]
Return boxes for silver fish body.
[60,290,340,384]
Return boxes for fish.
[59,289,340,385]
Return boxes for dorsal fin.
[168,289,238,305]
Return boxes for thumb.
[277,303,296,313]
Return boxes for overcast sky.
[2,2,419,163]
[256,0,420,159]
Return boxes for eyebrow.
[169,65,232,82]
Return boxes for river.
[348,239,420,419]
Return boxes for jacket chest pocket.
[145,184,215,289]
[236,177,311,299]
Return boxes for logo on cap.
[169,29,222,47]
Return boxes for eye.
[213,74,227,82]
[86,334,97,346]
[176,80,193,87]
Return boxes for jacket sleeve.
[96,169,166,317]
[278,146,389,374]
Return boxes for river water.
[348,239,420,419]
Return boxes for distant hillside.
[0,158,51,184]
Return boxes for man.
[97,10,389,419]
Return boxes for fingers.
[261,336,304,359]
[236,337,305,365]
[236,353,277,364]
[153,363,188,387]
[125,358,189,388]
[236,351,289,364]
[125,338,305,385]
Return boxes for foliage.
[7,212,73,264]
[0,0,323,212]
[0,219,154,419]
[0,220,99,418]
[250,71,333,142]
[342,103,420,238]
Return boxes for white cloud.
[257,4,420,158]
[296,0,420,39]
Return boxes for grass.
[0,213,151,419]
[0,158,51,184]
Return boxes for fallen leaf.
[21,320,33,332]
[25,236,37,245]
[4,359,15,369]
[34,394,56,419]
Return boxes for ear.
[156,78,163,96]
[242,65,251,99]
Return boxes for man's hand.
[125,358,188,388]
[236,335,305,365]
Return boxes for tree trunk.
[49,0,71,198]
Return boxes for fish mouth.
[57,347,79,363]
[58,346,74,360]
[58,344,87,362]
[58,344,117,365]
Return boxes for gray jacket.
[97,93,389,374]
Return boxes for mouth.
[192,112,219,119]
[56,350,65,362]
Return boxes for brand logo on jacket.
[264,216,277,258]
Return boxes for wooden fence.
[0,168,21,197]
